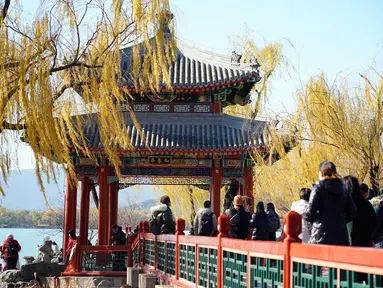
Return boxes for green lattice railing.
[131,214,383,288]
[179,244,187,280]
[132,243,138,266]
[187,245,196,283]
[80,250,127,272]
[144,240,155,266]
[179,244,196,282]
[157,241,165,272]
[198,247,218,288]
[293,263,383,288]
[251,257,283,287]
[166,242,176,275]
[223,251,247,288]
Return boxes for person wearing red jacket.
[65,230,77,264]
[1,234,21,270]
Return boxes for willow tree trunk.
[188,187,196,234]
[91,183,99,209]
[370,164,380,196]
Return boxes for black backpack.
[6,241,18,257]
[149,215,162,235]
[198,211,214,236]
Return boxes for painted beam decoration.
[121,157,212,167]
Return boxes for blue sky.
[14,0,383,169]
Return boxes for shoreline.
[0,227,62,230]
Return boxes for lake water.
[0,228,63,264]
[0,228,283,265]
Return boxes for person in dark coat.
[251,202,270,241]
[374,200,383,286]
[150,195,176,234]
[343,176,377,283]
[343,176,377,247]
[305,161,357,246]
[111,225,127,246]
[266,203,280,241]
[375,200,383,248]
[360,183,370,200]
[226,195,251,240]
[111,225,127,271]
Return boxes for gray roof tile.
[73,112,266,152]
[121,39,261,90]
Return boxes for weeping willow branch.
[0,0,175,195]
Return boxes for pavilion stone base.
[46,276,127,288]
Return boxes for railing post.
[138,222,143,265]
[217,215,230,288]
[175,218,185,280]
[142,221,149,266]
[127,227,135,268]
[283,211,302,288]
[154,235,158,269]
[73,242,81,272]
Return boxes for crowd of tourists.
[148,161,383,251]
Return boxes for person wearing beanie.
[251,202,270,241]
[225,195,251,239]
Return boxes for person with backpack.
[1,234,21,270]
[226,195,251,240]
[193,200,217,236]
[149,195,176,235]
[251,202,270,241]
[266,203,281,241]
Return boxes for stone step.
[47,276,127,288]
[139,274,158,288]
[127,267,141,288]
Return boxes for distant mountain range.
[139,199,157,210]
[0,169,157,210]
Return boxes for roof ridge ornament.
[248,56,261,70]
[231,51,242,66]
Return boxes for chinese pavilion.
[49,15,268,261]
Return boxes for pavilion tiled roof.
[74,112,267,152]
[120,39,261,90]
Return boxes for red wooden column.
[98,164,109,245]
[108,181,119,244]
[79,177,91,246]
[283,211,302,288]
[210,159,222,216]
[244,162,254,214]
[217,215,230,288]
[213,93,222,113]
[63,174,77,261]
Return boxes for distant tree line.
[0,205,151,229]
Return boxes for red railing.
[63,212,383,287]
[134,212,383,288]
[63,230,136,276]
